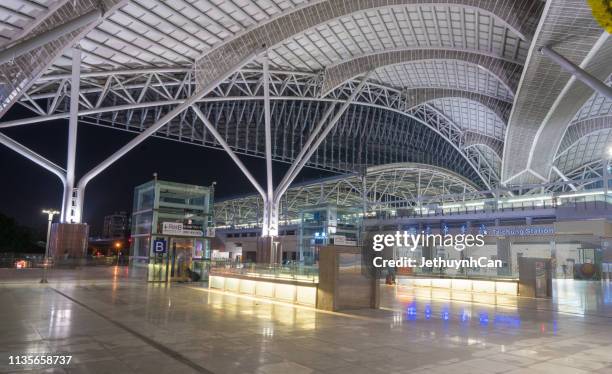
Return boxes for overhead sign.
[161,222,203,237]
[333,235,346,245]
[491,226,554,237]
[333,235,357,246]
[153,239,167,253]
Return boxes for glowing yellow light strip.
[186,285,381,322]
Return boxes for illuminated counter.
[208,246,377,310]
[397,276,518,296]
[209,272,318,307]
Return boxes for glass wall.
[129,179,214,280]
[389,233,604,281]
[298,205,362,265]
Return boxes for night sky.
[0,106,333,234]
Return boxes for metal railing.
[209,261,319,283]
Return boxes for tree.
[0,213,44,253]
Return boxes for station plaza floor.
[0,267,611,374]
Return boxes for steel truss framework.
[1,0,607,232]
[4,68,500,189]
[505,162,609,198]
[501,1,611,185]
[215,162,479,227]
[216,159,610,227]
[556,116,612,160]
[216,159,611,228]
[561,159,608,188]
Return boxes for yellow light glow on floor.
[208,274,316,306]
[397,277,518,296]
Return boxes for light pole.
[114,241,121,265]
[41,209,59,284]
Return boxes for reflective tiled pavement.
[1,268,611,374]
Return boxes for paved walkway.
[0,268,611,373]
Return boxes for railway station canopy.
[0,0,610,226]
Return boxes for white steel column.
[362,172,368,215]
[603,158,610,198]
[262,51,278,238]
[62,48,81,223]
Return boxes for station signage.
[161,222,203,237]
[153,239,167,253]
[490,226,554,237]
[333,235,357,246]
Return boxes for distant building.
[103,212,129,239]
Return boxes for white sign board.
[162,222,203,237]
[211,250,230,259]
[333,235,357,246]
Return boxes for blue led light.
[479,312,489,326]
[440,308,449,321]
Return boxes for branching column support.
[191,68,371,262]
[62,48,81,223]
[191,105,266,199]
[67,51,261,223]
[0,132,67,187]
[274,72,373,202]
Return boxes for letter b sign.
[153,239,167,254]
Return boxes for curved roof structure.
[501,2,612,185]
[0,0,609,201]
[215,162,479,227]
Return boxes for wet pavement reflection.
[0,269,611,373]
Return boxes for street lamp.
[114,241,122,265]
[41,209,59,284]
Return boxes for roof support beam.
[0,9,101,65]
[0,0,128,120]
[195,0,541,92]
[69,50,261,223]
[0,131,66,184]
[540,45,612,101]
[191,105,266,199]
[551,166,577,191]
[322,49,522,97]
[501,0,610,185]
[462,131,504,159]
[405,88,512,123]
[275,73,372,202]
[556,116,612,156]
